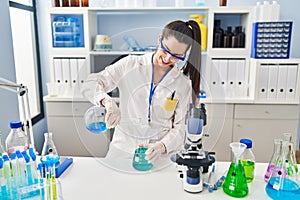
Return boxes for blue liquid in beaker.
[132,147,153,171]
[265,177,300,199]
[86,122,108,134]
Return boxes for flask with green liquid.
[223,142,249,198]
[240,138,255,183]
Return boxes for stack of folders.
[53,58,87,97]
[210,58,247,99]
[257,63,298,101]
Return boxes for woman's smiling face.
[154,36,188,67]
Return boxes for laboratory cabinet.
[232,104,300,162]
[45,99,110,157]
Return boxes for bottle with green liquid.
[223,142,248,198]
[240,138,255,183]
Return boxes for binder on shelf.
[210,59,223,98]
[77,58,87,86]
[235,59,246,98]
[276,65,288,100]
[70,59,78,88]
[53,58,63,84]
[227,60,237,98]
[267,65,279,100]
[286,65,298,100]
[258,65,269,99]
[218,59,228,98]
[61,59,71,86]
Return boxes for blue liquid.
[86,122,107,134]
[265,177,300,199]
[132,147,153,171]
[41,155,60,166]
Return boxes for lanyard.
[148,54,172,123]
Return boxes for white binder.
[286,65,298,100]
[61,58,71,86]
[276,65,288,100]
[53,58,63,84]
[227,60,237,98]
[77,58,87,86]
[235,60,246,97]
[210,59,222,99]
[70,59,78,87]
[267,65,278,100]
[258,65,269,100]
[219,59,228,98]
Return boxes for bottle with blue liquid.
[265,140,300,199]
[84,106,108,134]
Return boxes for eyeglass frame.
[159,38,186,61]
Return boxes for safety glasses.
[159,38,186,61]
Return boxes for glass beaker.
[265,139,282,182]
[41,132,60,166]
[84,105,108,134]
[223,142,248,198]
[132,147,153,171]
[265,140,300,199]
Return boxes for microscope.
[173,103,215,193]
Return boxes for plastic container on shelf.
[240,138,255,183]
[5,120,29,155]
[189,14,207,51]
[195,0,205,6]
[52,15,84,48]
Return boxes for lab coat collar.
[141,53,181,85]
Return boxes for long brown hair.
[162,20,201,103]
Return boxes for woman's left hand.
[145,142,166,163]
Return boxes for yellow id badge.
[164,97,178,111]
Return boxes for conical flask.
[264,139,282,182]
[223,142,248,198]
[265,140,300,199]
[283,133,299,175]
[84,105,107,134]
[41,132,60,165]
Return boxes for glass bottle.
[81,0,89,7]
[220,0,227,6]
[264,139,282,182]
[240,138,255,183]
[213,20,224,48]
[223,142,248,198]
[0,132,5,154]
[41,132,60,166]
[265,140,300,199]
[5,120,29,155]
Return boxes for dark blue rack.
[251,21,293,59]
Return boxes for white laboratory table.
[58,156,273,200]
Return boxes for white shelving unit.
[44,6,300,161]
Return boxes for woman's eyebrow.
[164,43,183,55]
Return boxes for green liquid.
[223,161,249,198]
[242,160,255,183]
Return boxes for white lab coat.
[82,53,192,159]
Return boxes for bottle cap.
[240,138,252,148]
[198,90,207,98]
[22,150,31,163]
[10,120,22,129]
[2,154,9,161]
[10,153,17,160]
[29,148,37,161]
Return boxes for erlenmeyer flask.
[223,142,248,198]
[84,105,108,134]
[283,133,299,175]
[41,132,60,165]
[264,139,282,182]
[265,140,300,199]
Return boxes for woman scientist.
[81,20,201,163]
